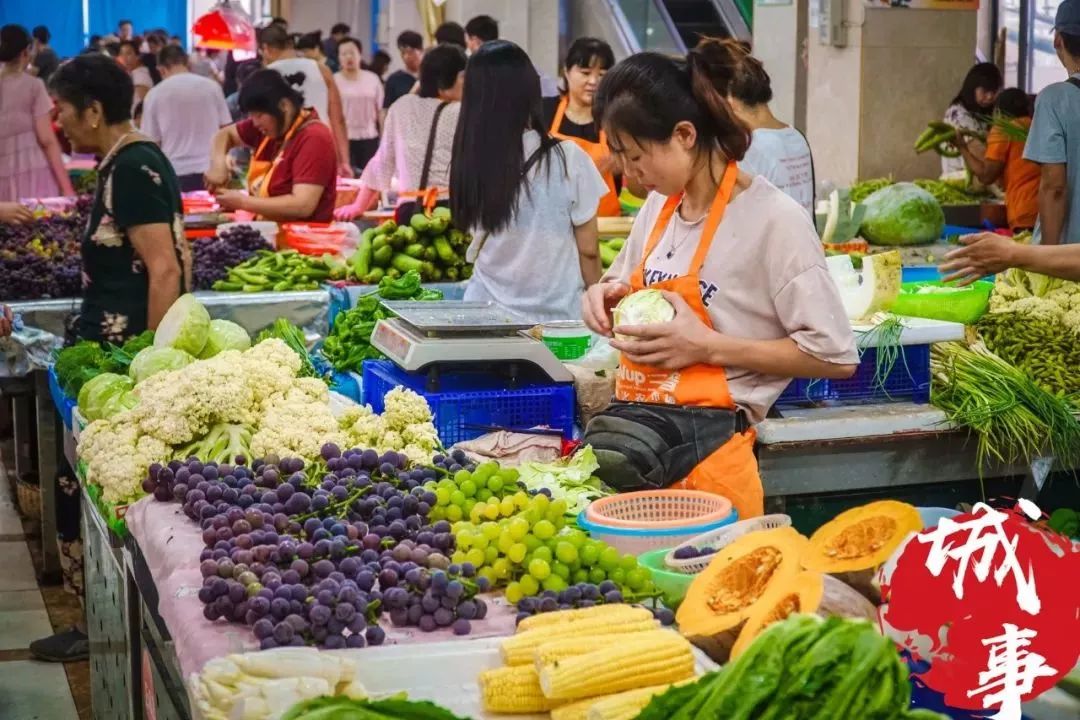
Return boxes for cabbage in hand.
[612,289,676,341]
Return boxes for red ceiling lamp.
[193,1,256,52]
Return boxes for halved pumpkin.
[729,571,876,659]
[801,500,922,603]
[675,526,808,662]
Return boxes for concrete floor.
[0,449,89,720]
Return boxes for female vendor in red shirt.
[205,69,337,222]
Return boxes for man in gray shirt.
[1024,0,1080,244]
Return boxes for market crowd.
[2,1,1080,663]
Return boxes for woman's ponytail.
[687,40,750,162]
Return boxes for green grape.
[481,522,501,541]
[437,479,455,492]
[497,531,515,554]
[463,498,478,516]
[446,505,463,522]
[560,529,587,548]
[507,517,529,541]
[487,475,504,494]
[483,504,500,521]
[451,550,467,564]
[456,531,473,550]
[507,543,527,563]
[435,488,451,506]
[499,497,516,517]
[477,566,497,585]
[463,548,484,567]
[492,558,511,579]
[501,467,520,483]
[555,542,578,565]
[523,535,543,552]
[541,575,568,592]
[552,561,571,581]
[459,480,477,498]
[598,547,621,571]
[532,494,551,513]
[519,574,540,596]
[533,520,556,540]
[471,533,490,551]
[545,506,564,524]
[428,507,445,522]
[588,567,607,584]
[505,581,523,604]
[620,554,638,572]
[626,568,649,591]
[453,469,473,485]
[477,489,494,502]
[579,542,601,566]
[513,492,530,510]
[532,546,553,563]
[449,490,466,507]
[521,508,541,525]
[528,558,551,580]
[608,568,626,586]
[572,569,590,584]
[484,546,499,564]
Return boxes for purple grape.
[345,633,367,648]
[451,618,471,636]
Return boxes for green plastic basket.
[638,548,696,610]
[890,280,993,325]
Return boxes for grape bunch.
[142,443,488,648]
[0,200,90,300]
[383,564,491,636]
[193,224,270,290]
[671,545,717,561]
[513,582,675,627]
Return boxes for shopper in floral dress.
[29,53,190,663]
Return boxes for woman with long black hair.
[452,40,609,323]
[581,41,857,520]
[941,62,1002,176]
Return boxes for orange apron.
[550,96,621,218]
[247,109,312,214]
[615,161,763,519]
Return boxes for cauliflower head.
[1007,296,1064,322]
[78,416,169,503]
[381,388,433,431]
[250,385,347,460]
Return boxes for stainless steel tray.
[381,301,534,333]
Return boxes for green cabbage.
[77,373,135,422]
[129,346,195,384]
[154,293,211,356]
[612,289,675,341]
[101,390,139,418]
[198,319,252,359]
[859,182,945,246]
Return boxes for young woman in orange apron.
[205,70,338,223]
[548,38,622,217]
[582,43,859,521]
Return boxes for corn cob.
[501,610,658,665]
[539,631,695,700]
[516,603,649,633]
[533,634,627,667]
[587,683,674,720]
[478,665,559,713]
[550,698,595,720]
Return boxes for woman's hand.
[0,305,13,338]
[609,291,715,370]
[214,191,250,212]
[939,232,1019,285]
[204,162,231,192]
[582,281,630,336]
[0,203,33,224]
[334,202,361,221]
[338,162,355,179]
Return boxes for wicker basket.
[16,476,41,522]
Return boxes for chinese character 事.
[878,502,1079,715]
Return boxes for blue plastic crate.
[48,366,76,430]
[774,378,831,408]
[830,344,932,404]
[361,360,575,445]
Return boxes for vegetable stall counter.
[755,402,1053,503]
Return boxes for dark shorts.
[349,138,380,173]
[177,173,206,193]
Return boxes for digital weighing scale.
[370,301,574,389]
